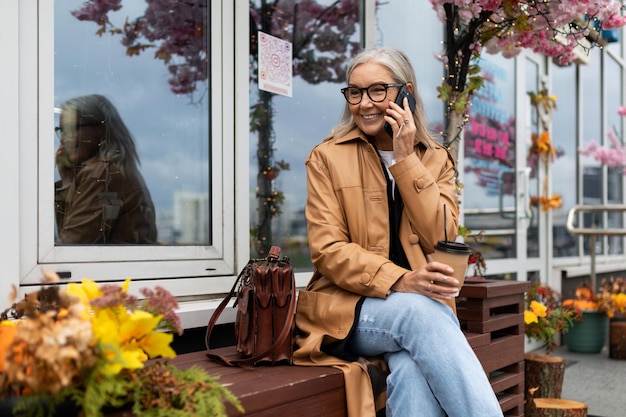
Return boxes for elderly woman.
[55,94,157,244]
[294,48,503,417]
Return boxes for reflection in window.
[376,0,444,133]
[248,1,361,264]
[581,48,603,256]
[525,58,540,259]
[550,63,578,257]
[54,0,210,246]
[606,56,624,255]
[55,95,157,244]
[463,55,516,260]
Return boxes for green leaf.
[437,82,452,102]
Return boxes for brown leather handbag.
[205,246,296,366]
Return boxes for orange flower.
[0,321,17,372]
[529,131,557,161]
[575,285,594,301]
[563,298,598,311]
[530,194,562,212]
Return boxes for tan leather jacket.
[294,128,459,417]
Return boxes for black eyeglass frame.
[340,83,405,105]
[55,122,104,139]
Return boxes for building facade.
[2,1,626,336]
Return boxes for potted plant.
[597,277,626,359]
[0,270,242,417]
[458,228,487,280]
[523,283,581,401]
[562,281,612,354]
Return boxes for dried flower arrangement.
[0,270,242,417]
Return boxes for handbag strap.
[205,247,296,366]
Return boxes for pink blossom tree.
[579,106,626,173]
[429,0,626,161]
[72,0,208,98]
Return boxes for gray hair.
[61,94,140,176]
[332,47,433,145]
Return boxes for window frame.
[0,1,20,307]
[14,0,248,305]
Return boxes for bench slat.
[166,350,345,417]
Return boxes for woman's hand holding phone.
[384,87,416,138]
[384,87,418,161]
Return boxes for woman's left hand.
[385,97,416,161]
[390,261,460,301]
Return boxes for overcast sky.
[55,0,209,222]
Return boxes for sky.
[55,0,209,241]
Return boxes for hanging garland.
[528,89,562,212]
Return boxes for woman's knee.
[385,292,459,328]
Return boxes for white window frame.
[0,1,21,309]
[1,0,250,328]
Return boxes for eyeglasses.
[340,83,404,105]
[55,122,103,139]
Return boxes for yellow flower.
[92,308,174,375]
[66,278,103,305]
[99,344,147,375]
[93,308,125,346]
[524,310,539,324]
[119,310,175,359]
[614,293,626,314]
[530,300,548,317]
[139,331,175,359]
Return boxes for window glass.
[54,0,210,246]
[376,0,444,134]
[248,1,361,268]
[550,63,578,257]
[605,55,624,254]
[463,54,517,260]
[525,58,540,258]
[605,27,623,57]
[581,48,603,255]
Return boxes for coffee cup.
[430,241,472,296]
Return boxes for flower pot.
[609,318,626,360]
[564,310,609,353]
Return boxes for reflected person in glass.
[293,48,503,417]
[55,94,157,244]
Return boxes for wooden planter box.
[457,279,531,417]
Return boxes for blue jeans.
[346,292,503,417]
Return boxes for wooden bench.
[105,348,346,417]
[107,279,529,417]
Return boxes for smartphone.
[384,86,417,138]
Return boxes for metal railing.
[566,204,626,290]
